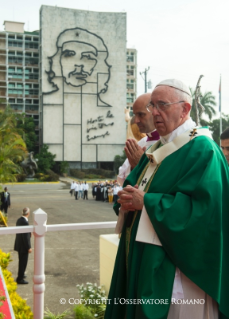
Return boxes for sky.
[1,0,228,119]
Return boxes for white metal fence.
[0,208,117,319]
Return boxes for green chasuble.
[104,134,229,319]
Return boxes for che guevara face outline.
[60,41,98,87]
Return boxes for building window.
[8,56,23,63]
[127,84,134,90]
[127,56,134,62]
[8,41,23,48]
[17,99,23,103]
[25,43,38,49]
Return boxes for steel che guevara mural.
[44,27,112,107]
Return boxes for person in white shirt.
[113,184,119,203]
[78,182,83,199]
[70,181,75,197]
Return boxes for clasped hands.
[125,139,146,169]
[117,185,145,211]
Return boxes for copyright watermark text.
[60,298,205,305]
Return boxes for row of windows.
[8,67,39,73]
[8,35,39,41]
[127,65,135,69]
[9,98,39,104]
[8,73,39,80]
[8,57,39,64]
[127,79,135,83]
[9,51,39,57]
[10,104,39,109]
[8,41,39,49]
[8,89,39,95]
[9,83,39,89]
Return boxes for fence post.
[33,208,47,319]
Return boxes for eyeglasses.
[146,100,185,112]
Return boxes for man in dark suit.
[0,187,11,215]
[14,207,32,284]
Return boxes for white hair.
[22,207,30,216]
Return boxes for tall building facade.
[0,12,136,169]
[0,21,40,143]
[40,6,127,169]
[126,48,137,114]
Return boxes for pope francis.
[104,79,229,319]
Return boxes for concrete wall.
[40,6,126,163]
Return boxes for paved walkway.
[1,182,117,315]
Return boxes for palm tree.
[190,88,216,124]
[0,107,27,184]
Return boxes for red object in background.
[0,268,14,319]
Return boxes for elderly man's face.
[221,139,229,164]
[61,42,98,87]
[150,86,189,136]
[133,97,155,133]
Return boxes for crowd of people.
[92,181,122,203]
[70,181,89,200]
[69,180,123,203]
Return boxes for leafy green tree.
[114,151,127,174]
[208,114,229,146]
[36,144,56,173]
[190,88,216,124]
[0,107,27,184]
[16,114,37,152]
[60,161,69,174]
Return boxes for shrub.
[34,173,44,179]
[74,283,107,319]
[0,213,7,226]
[73,304,94,319]
[70,169,85,179]
[70,169,115,179]
[114,151,126,174]
[0,249,33,318]
[45,169,59,182]
[44,307,71,319]
[38,170,59,182]
[15,174,26,182]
